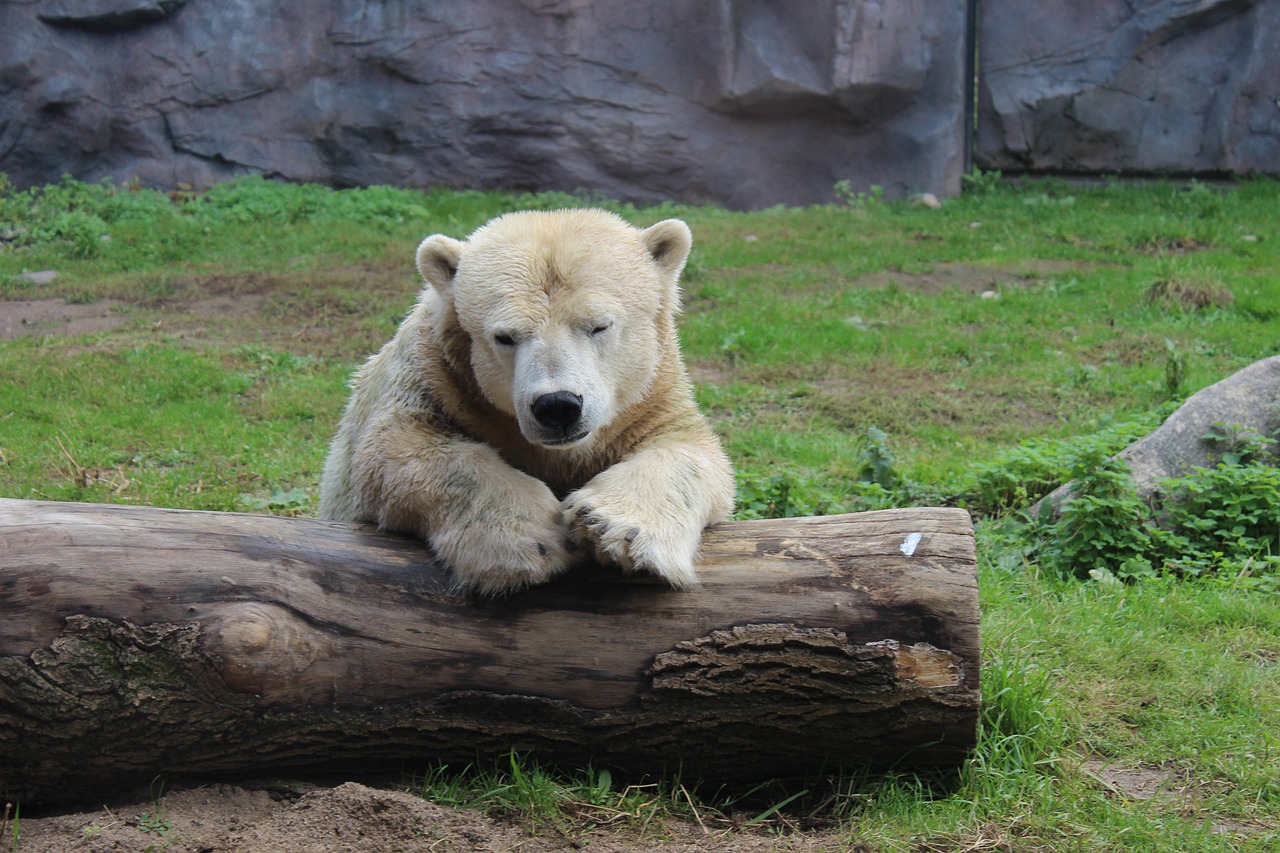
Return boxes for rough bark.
[0,499,978,805]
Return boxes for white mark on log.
[899,532,923,556]
[221,576,237,586]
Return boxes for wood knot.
[205,603,333,698]
[220,611,272,653]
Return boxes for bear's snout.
[531,391,584,432]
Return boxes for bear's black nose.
[531,391,583,430]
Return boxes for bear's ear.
[416,235,466,295]
[640,219,692,280]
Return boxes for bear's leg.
[562,440,734,589]
[352,418,572,595]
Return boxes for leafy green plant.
[961,167,1003,196]
[833,179,885,209]
[1040,453,1158,581]
[718,327,749,365]
[853,426,899,490]
[1201,420,1276,466]
[1163,337,1186,398]
[735,472,848,519]
[1031,426,1280,587]
[1158,462,1280,575]
[136,811,172,835]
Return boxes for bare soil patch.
[0,299,126,340]
[1082,759,1181,801]
[2,263,416,356]
[15,781,853,852]
[855,259,1092,295]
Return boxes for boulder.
[977,0,1280,175]
[0,0,969,208]
[1038,356,1280,516]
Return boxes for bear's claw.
[561,493,701,590]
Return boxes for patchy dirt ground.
[0,298,127,340]
[13,780,855,852]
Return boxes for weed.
[1147,261,1236,311]
[3,802,16,853]
[717,327,748,365]
[1030,433,1280,585]
[1163,337,1186,397]
[957,416,1158,516]
[1201,420,1277,466]
[136,811,172,835]
[961,167,1003,196]
[833,179,885,209]
[852,426,900,490]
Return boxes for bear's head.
[415,209,692,451]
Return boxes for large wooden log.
[0,498,979,804]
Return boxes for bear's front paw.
[433,486,572,597]
[442,523,570,597]
[562,489,702,590]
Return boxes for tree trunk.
[0,498,979,805]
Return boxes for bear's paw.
[562,491,702,590]
[431,483,573,597]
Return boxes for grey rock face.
[977,0,1280,175]
[38,0,187,31]
[0,0,968,208]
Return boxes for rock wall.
[0,0,969,209]
[2,0,1275,207]
[976,0,1280,175]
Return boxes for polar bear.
[319,208,734,595]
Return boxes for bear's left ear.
[416,235,466,295]
[640,219,692,280]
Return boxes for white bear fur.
[319,209,734,595]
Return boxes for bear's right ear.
[416,235,466,295]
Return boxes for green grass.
[2,173,1279,848]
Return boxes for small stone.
[16,270,58,285]
[980,290,999,299]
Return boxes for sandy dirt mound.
[15,781,851,852]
